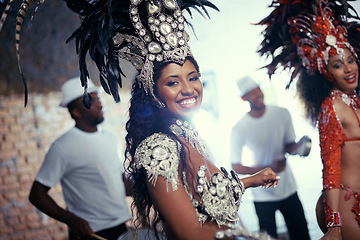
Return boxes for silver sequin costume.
[134,120,244,227]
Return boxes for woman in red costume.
[257,0,360,239]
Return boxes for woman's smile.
[178,97,198,107]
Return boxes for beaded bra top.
[134,119,244,226]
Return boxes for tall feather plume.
[257,0,316,87]
[0,0,15,31]
[15,0,37,106]
[0,0,218,106]
[1,0,44,106]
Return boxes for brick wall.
[0,90,130,240]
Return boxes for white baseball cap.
[59,77,99,107]
[237,76,259,97]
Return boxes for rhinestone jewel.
[164,0,176,9]
[132,57,143,69]
[148,42,162,53]
[167,33,178,47]
[198,177,205,184]
[217,182,226,197]
[148,2,160,14]
[209,186,217,195]
[159,14,165,21]
[159,160,170,170]
[341,93,351,106]
[113,34,124,45]
[160,23,172,35]
[198,169,205,178]
[131,0,141,5]
[156,55,163,61]
[163,44,170,50]
[153,146,169,159]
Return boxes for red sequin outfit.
[318,90,360,226]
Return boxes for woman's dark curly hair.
[124,56,200,237]
[296,59,360,126]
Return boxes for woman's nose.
[181,81,194,96]
[344,62,353,73]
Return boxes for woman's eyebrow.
[187,71,197,77]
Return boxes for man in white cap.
[29,77,131,240]
[230,76,311,240]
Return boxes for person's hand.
[68,215,94,239]
[297,135,312,157]
[244,167,280,189]
[320,227,342,240]
[270,159,286,173]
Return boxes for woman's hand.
[241,167,280,189]
[320,227,342,240]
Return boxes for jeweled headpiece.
[113,0,194,104]
[257,0,360,86]
[0,0,218,107]
[289,1,355,80]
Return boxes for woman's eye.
[332,63,341,69]
[189,76,199,81]
[166,80,178,87]
[348,57,355,64]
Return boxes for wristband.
[326,211,342,227]
[324,198,342,227]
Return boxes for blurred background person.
[230,76,311,240]
[29,77,131,240]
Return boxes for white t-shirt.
[230,105,297,202]
[35,127,131,232]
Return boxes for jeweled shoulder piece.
[134,132,182,192]
[169,119,210,158]
[331,90,359,110]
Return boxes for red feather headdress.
[257,0,360,87]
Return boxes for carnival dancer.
[117,1,280,239]
[1,0,280,239]
[257,0,360,239]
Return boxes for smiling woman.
[125,54,281,240]
[0,0,282,238]
[256,0,360,239]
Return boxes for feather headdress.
[257,0,360,87]
[0,0,218,107]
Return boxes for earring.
[156,100,166,109]
[153,97,166,109]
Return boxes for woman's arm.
[231,163,266,175]
[147,176,222,240]
[240,167,280,189]
[318,97,345,239]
